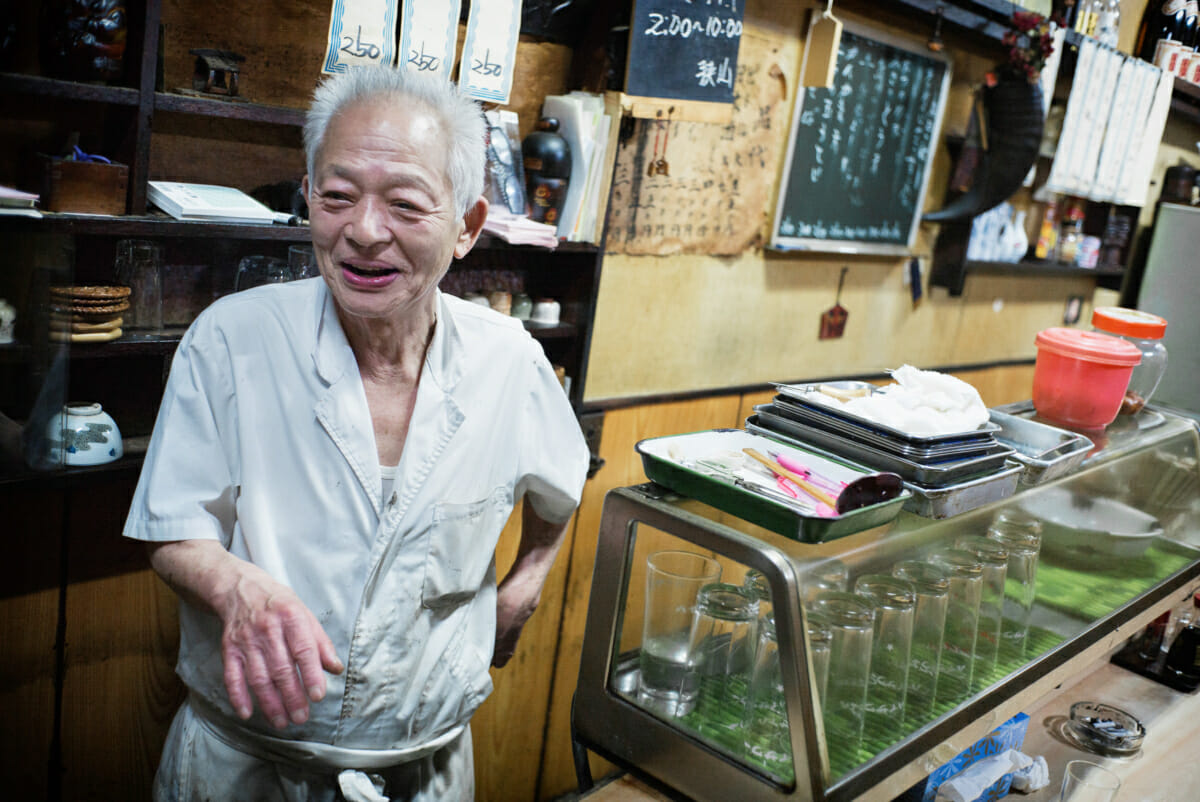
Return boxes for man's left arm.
[492,497,572,668]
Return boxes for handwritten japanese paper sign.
[770,23,950,255]
[322,0,398,74]
[605,51,790,257]
[459,0,522,104]
[399,0,462,80]
[624,0,745,105]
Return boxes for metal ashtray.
[1067,701,1146,756]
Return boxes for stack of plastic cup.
[853,575,917,738]
[987,510,1044,660]
[929,548,984,707]
[954,535,1010,690]
[892,560,950,729]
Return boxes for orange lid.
[1091,306,1167,339]
[1035,327,1142,366]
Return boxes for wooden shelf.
[153,92,307,126]
[0,72,141,106]
[0,213,313,240]
[962,259,1125,278]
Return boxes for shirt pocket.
[421,486,510,609]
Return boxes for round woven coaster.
[49,316,124,333]
[49,285,132,301]
[50,300,131,316]
[49,327,123,343]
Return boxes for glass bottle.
[1096,0,1121,47]
[1164,592,1200,689]
[1056,198,1085,265]
[522,117,571,227]
[1090,306,1168,413]
[1135,0,1191,65]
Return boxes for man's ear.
[301,175,311,201]
[454,196,489,259]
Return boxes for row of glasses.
[234,246,320,292]
[633,510,1044,770]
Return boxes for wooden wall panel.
[472,506,577,802]
[60,483,184,802]
[0,487,63,800]
[538,395,744,799]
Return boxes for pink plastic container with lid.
[1032,327,1142,429]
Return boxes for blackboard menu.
[770,23,950,254]
[624,0,745,104]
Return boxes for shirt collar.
[311,284,463,394]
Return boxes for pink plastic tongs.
[770,451,848,496]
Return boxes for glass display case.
[572,407,1200,801]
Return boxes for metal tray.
[634,428,910,543]
[773,381,1001,445]
[989,409,1094,485]
[902,462,1024,519]
[750,409,1014,486]
[770,397,998,461]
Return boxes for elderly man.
[124,67,589,801]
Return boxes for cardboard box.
[43,158,128,215]
[921,713,1031,802]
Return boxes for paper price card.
[399,0,462,80]
[322,0,399,74]
[459,0,523,104]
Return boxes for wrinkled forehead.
[315,93,447,169]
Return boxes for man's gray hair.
[303,67,486,218]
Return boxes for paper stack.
[540,92,621,244]
[482,209,559,248]
[148,181,283,224]
[0,184,43,218]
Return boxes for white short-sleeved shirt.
[124,278,589,762]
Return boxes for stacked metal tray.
[752,381,1023,518]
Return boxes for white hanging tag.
[801,4,842,89]
[398,0,463,80]
[321,0,399,74]
[460,0,523,104]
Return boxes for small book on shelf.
[148,181,291,224]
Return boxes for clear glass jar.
[1091,306,1168,414]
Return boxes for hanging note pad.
[322,0,399,73]
[399,0,462,80]
[459,0,522,104]
[801,9,842,89]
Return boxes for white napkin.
[934,748,1035,802]
[337,770,389,802]
[829,364,990,436]
[1009,755,1050,793]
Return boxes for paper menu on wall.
[398,0,461,79]
[1093,59,1157,200]
[459,0,521,104]
[321,0,399,74]
[1115,68,1175,206]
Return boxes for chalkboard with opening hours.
[624,0,745,104]
[770,22,951,255]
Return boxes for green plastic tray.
[636,428,910,543]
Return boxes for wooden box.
[43,158,129,215]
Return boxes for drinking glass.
[114,239,163,331]
[892,560,949,729]
[800,558,849,606]
[686,582,758,717]
[806,609,833,707]
[637,550,722,717]
[1059,759,1121,801]
[287,244,319,280]
[955,535,1009,690]
[809,591,875,766]
[929,548,984,706]
[743,616,788,759]
[988,510,1044,659]
[234,255,290,292]
[854,575,916,737]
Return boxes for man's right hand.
[147,539,344,730]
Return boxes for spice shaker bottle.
[522,117,570,227]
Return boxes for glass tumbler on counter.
[637,550,722,717]
[929,548,984,706]
[954,535,1010,690]
[1058,759,1121,801]
[686,582,758,717]
[987,510,1043,659]
[287,244,319,280]
[809,591,875,766]
[743,568,773,624]
[891,560,949,728]
[853,575,916,736]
